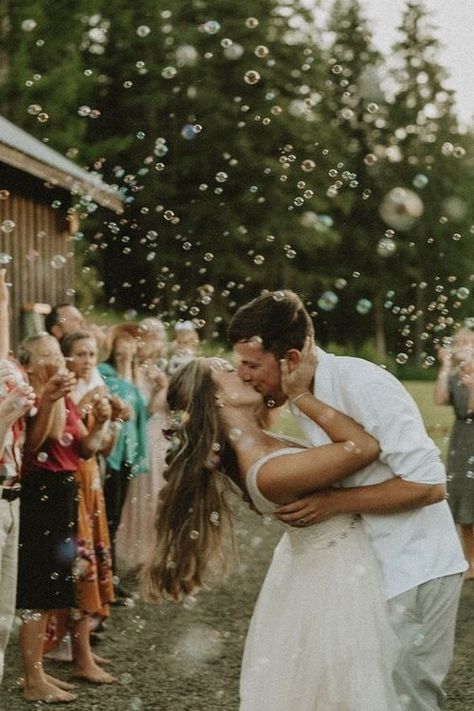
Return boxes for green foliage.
[0,0,472,358]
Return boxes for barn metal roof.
[0,115,123,213]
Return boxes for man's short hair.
[228,289,314,359]
[44,303,72,335]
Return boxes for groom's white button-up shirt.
[291,348,467,599]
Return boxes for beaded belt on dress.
[287,515,360,551]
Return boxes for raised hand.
[0,268,9,306]
[42,370,76,402]
[0,384,36,423]
[92,397,112,424]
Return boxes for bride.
[141,346,400,710]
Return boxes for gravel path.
[1,502,473,710]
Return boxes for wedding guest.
[435,326,474,579]
[59,330,119,683]
[0,269,35,685]
[98,324,148,599]
[167,320,199,375]
[45,303,86,341]
[116,318,170,573]
[17,333,114,702]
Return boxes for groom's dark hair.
[228,289,314,359]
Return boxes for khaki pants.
[0,498,19,684]
[387,573,463,710]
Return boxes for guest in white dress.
[115,318,170,573]
[141,353,400,710]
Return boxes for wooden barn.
[0,115,123,347]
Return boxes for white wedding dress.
[240,447,401,711]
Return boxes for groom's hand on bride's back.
[275,489,339,526]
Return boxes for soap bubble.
[21,19,37,32]
[379,188,424,231]
[136,25,151,37]
[244,70,261,85]
[0,220,15,233]
[356,299,372,315]
[51,255,67,269]
[318,290,339,311]
[376,237,396,257]
[202,20,221,34]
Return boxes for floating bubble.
[0,220,15,233]
[331,64,343,75]
[37,112,49,123]
[181,124,198,140]
[21,19,37,32]
[413,174,429,189]
[27,103,42,115]
[176,44,198,66]
[60,432,74,447]
[162,66,177,79]
[136,25,151,37]
[318,291,339,311]
[77,105,91,117]
[334,278,347,289]
[202,20,221,34]
[173,623,223,663]
[377,237,396,257]
[119,672,134,685]
[0,190,9,200]
[254,45,269,58]
[364,153,377,166]
[50,254,67,269]
[396,353,409,365]
[253,255,265,265]
[367,102,379,113]
[457,287,470,300]
[356,298,372,314]
[301,160,316,172]
[224,43,244,60]
[244,70,261,85]
[245,17,259,28]
[215,171,228,183]
[209,511,220,526]
[37,452,49,463]
[379,187,424,231]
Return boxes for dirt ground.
[1,502,473,711]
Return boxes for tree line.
[0,0,473,366]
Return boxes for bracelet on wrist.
[290,391,311,405]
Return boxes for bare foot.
[464,568,474,580]
[45,674,76,690]
[20,674,76,691]
[23,679,77,703]
[72,663,116,684]
[92,652,111,665]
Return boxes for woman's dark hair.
[140,358,238,602]
[60,330,96,358]
[228,289,314,359]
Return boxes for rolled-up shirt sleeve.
[346,378,446,485]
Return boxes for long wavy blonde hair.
[140,358,239,602]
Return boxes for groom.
[229,289,466,711]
